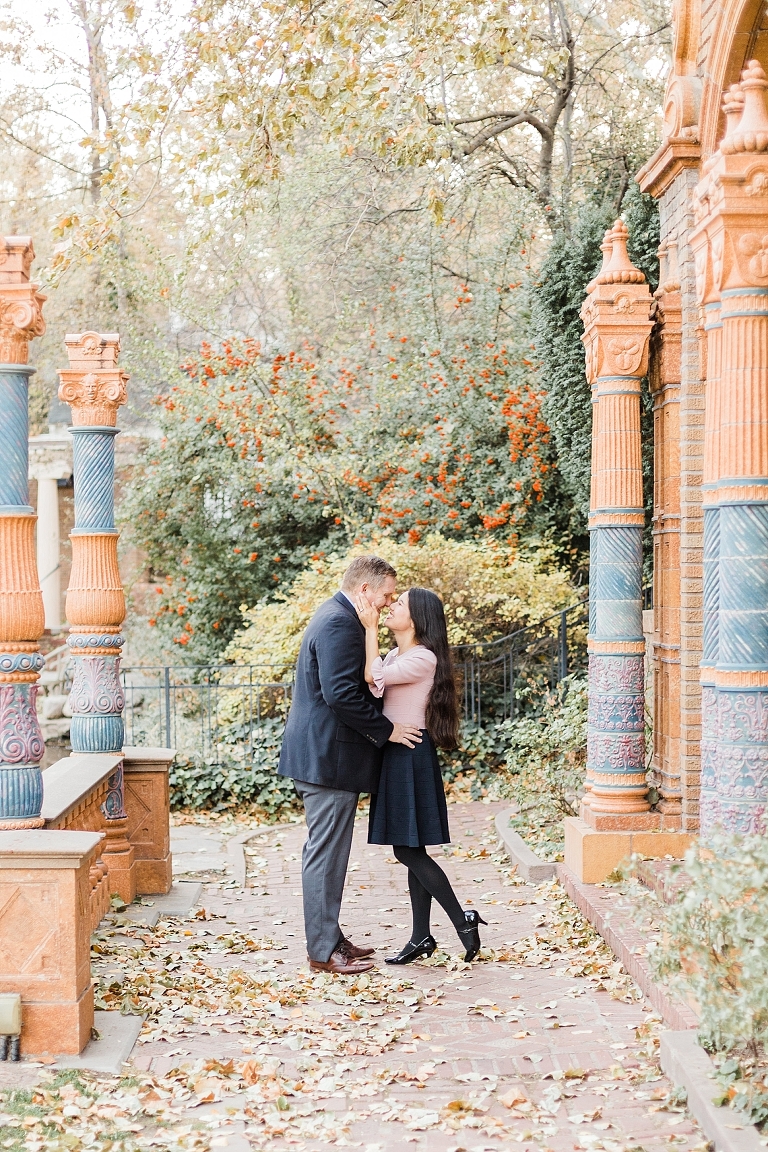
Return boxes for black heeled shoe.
[385,935,437,965]
[457,910,487,961]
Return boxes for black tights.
[393,845,465,943]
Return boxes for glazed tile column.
[0,236,47,828]
[58,332,135,898]
[581,221,654,822]
[690,62,768,835]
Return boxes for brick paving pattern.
[115,798,704,1151]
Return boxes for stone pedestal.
[123,747,174,894]
[100,760,135,903]
[565,817,693,884]
[0,829,104,1055]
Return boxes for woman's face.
[384,591,412,632]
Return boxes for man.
[279,555,422,974]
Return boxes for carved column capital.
[0,237,46,365]
[58,332,128,426]
[581,221,655,387]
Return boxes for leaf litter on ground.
[0,829,695,1150]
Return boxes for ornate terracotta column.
[581,221,654,824]
[690,62,768,835]
[0,236,46,828]
[649,238,683,819]
[59,332,135,898]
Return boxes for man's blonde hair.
[341,555,397,592]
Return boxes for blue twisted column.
[67,426,124,754]
[581,221,654,825]
[0,236,47,828]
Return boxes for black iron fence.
[121,665,292,761]
[118,600,588,760]
[452,600,588,725]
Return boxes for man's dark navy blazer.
[278,592,394,794]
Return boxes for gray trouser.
[294,779,359,962]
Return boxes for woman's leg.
[406,868,432,943]
[393,845,465,934]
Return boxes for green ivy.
[498,676,587,859]
[532,186,660,576]
[169,717,300,817]
[171,716,511,814]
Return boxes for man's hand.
[388,723,423,748]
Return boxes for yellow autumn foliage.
[223,535,578,679]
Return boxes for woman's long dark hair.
[408,587,459,750]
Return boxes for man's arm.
[315,615,394,747]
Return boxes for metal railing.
[452,600,588,725]
[121,664,292,761]
[117,600,588,760]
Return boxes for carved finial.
[586,231,615,293]
[0,236,46,364]
[58,331,128,427]
[721,84,745,147]
[722,62,768,153]
[598,220,646,285]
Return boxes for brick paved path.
[102,798,704,1152]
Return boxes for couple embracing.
[278,555,485,974]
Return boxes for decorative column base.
[700,673,768,837]
[579,804,663,832]
[585,646,649,821]
[0,668,45,829]
[68,643,125,754]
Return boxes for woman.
[355,586,486,963]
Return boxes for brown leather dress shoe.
[342,937,375,959]
[308,944,375,974]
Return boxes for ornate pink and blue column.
[58,333,136,900]
[691,63,768,834]
[0,236,47,828]
[58,332,128,758]
[580,222,655,825]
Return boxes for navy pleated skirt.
[368,730,451,847]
